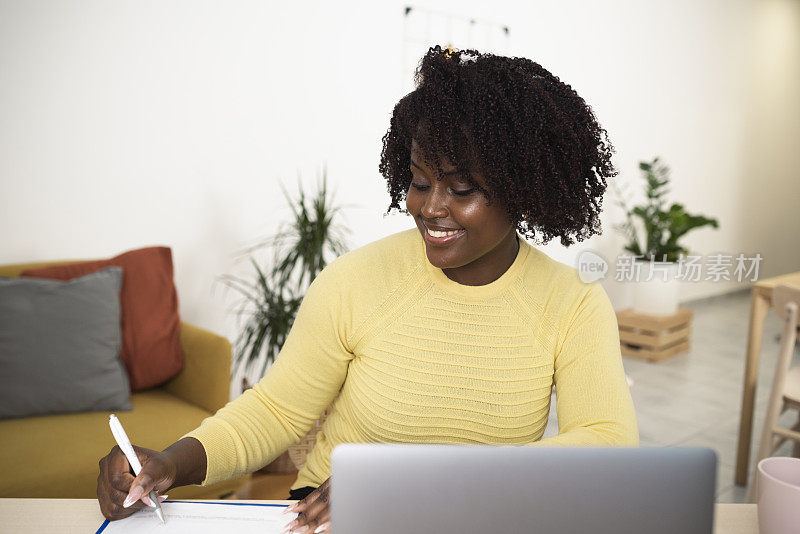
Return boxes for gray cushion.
[0,267,132,419]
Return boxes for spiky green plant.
[612,157,719,263]
[219,165,352,382]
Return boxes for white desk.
[0,499,759,533]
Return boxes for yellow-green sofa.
[0,260,248,499]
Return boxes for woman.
[96,45,638,533]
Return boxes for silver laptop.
[331,444,716,534]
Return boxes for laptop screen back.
[331,444,716,534]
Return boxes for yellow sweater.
[185,228,638,490]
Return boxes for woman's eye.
[452,188,476,196]
[411,183,475,196]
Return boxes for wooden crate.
[615,308,693,362]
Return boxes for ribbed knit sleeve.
[531,282,638,447]
[183,264,354,486]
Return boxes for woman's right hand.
[96,444,175,521]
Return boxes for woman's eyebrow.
[410,158,462,176]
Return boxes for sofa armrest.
[162,322,231,413]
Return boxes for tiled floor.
[543,288,800,503]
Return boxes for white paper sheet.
[98,501,298,533]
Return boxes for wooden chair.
[288,409,330,470]
[749,284,800,502]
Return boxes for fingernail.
[142,493,155,507]
[123,486,143,508]
[158,495,168,502]
[295,527,310,534]
[282,506,294,514]
[314,524,329,533]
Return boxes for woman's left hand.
[282,477,332,533]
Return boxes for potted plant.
[612,157,719,315]
[219,164,352,472]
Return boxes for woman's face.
[406,138,519,286]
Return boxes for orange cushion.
[21,247,183,391]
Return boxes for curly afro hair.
[379,45,617,247]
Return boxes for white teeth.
[428,228,462,238]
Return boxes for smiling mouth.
[427,226,464,236]
[422,221,464,231]
[422,224,466,244]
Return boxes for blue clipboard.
[96,501,290,533]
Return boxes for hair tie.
[444,45,478,65]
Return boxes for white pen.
[108,414,167,524]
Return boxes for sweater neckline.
[418,229,530,299]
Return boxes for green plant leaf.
[219,164,352,379]
[612,156,719,262]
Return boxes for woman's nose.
[421,184,449,219]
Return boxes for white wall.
[2,0,798,385]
